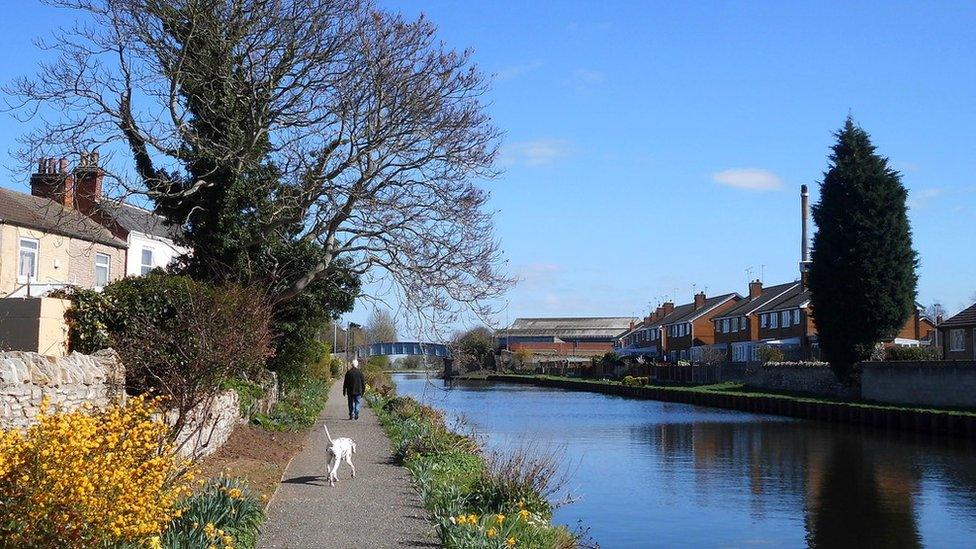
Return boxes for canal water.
[392,373,976,548]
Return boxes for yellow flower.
[517,500,525,509]
[506,537,517,547]
[518,509,530,520]
[495,514,506,525]
[147,536,162,549]
[486,527,498,538]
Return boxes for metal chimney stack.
[800,184,812,285]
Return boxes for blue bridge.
[354,341,452,359]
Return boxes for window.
[760,314,767,328]
[770,313,779,329]
[782,311,790,327]
[792,309,801,325]
[95,253,111,288]
[742,317,748,331]
[140,247,155,275]
[722,319,729,333]
[18,238,39,281]
[950,329,966,352]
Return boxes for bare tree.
[7,0,513,323]
[364,307,397,344]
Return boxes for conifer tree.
[809,118,918,383]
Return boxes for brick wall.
[744,363,857,399]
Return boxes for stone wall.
[861,361,976,408]
[0,349,124,429]
[172,390,243,459]
[744,363,858,399]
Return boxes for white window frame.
[18,237,40,282]
[722,319,730,333]
[792,309,801,325]
[95,253,111,288]
[950,329,965,352]
[770,313,779,329]
[140,246,155,276]
[782,310,790,327]
[742,317,748,331]
[760,314,767,328]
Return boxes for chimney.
[662,301,674,316]
[694,292,706,310]
[30,156,75,209]
[74,151,104,216]
[748,279,763,299]
[655,306,664,319]
[800,184,812,287]
[629,320,635,330]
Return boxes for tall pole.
[333,321,338,356]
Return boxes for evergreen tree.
[809,118,918,383]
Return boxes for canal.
[392,373,976,548]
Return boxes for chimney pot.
[749,279,763,299]
[91,151,99,165]
[37,158,46,173]
[59,157,68,174]
[694,292,706,309]
[46,158,56,174]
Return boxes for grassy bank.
[367,391,577,548]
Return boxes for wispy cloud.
[572,68,604,85]
[500,139,573,167]
[495,60,543,81]
[908,187,943,209]
[712,168,784,191]
[517,263,559,290]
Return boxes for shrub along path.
[257,381,436,548]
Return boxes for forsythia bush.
[0,396,193,547]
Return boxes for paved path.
[258,382,436,548]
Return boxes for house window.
[760,314,767,328]
[742,317,748,331]
[770,313,779,329]
[950,329,966,352]
[722,319,730,333]
[792,309,800,325]
[732,317,739,331]
[140,247,155,275]
[18,238,39,281]
[782,311,790,327]
[95,253,111,288]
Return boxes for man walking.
[343,359,366,420]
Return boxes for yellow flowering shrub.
[0,396,193,547]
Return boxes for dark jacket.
[343,367,366,396]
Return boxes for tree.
[8,0,512,326]
[808,118,918,383]
[453,326,493,371]
[365,308,397,344]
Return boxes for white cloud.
[500,139,573,167]
[712,168,785,191]
[908,187,943,209]
[572,68,604,85]
[495,61,543,81]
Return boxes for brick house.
[711,280,800,362]
[940,303,976,360]
[615,302,675,360]
[1,166,126,298]
[661,292,739,362]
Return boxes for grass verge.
[367,391,578,549]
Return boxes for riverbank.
[475,374,976,439]
[368,390,578,548]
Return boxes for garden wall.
[861,361,976,408]
[744,363,858,399]
[0,349,125,429]
[172,390,243,459]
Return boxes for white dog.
[324,424,357,486]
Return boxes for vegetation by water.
[367,392,577,548]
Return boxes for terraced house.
[939,303,976,360]
[712,280,800,362]
[660,291,739,362]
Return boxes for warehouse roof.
[501,317,639,339]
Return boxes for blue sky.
[2,1,974,330]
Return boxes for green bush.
[621,376,647,387]
[162,476,264,549]
[883,345,942,361]
[252,376,329,431]
[759,346,786,363]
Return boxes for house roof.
[0,187,126,248]
[502,317,639,339]
[941,303,976,328]
[756,286,811,313]
[662,293,740,325]
[97,200,182,241]
[713,282,800,320]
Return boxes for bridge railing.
[354,341,451,358]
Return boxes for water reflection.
[395,374,976,547]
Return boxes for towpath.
[258,382,436,548]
